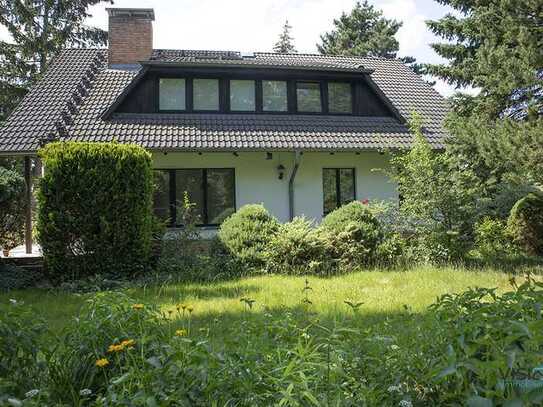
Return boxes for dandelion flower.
[120,339,136,349]
[107,343,124,353]
[25,389,39,398]
[132,303,144,310]
[175,329,187,337]
[95,358,109,368]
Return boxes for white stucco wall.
[152,151,397,224]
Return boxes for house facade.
[0,8,449,248]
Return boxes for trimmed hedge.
[218,204,279,269]
[507,191,543,256]
[37,142,154,281]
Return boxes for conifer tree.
[273,20,297,53]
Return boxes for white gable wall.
[152,151,397,224]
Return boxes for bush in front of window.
[265,217,332,275]
[318,201,383,268]
[37,142,154,282]
[218,204,279,269]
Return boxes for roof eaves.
[140,60,375,74]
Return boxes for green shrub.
[473,217,513,259]
[265,217,329,274]
[318,201,383,267]
[218,204,279,269]
[0,166,25,252]
[0,263,41,291]
[507,191,543,256]
[37,142,154,281]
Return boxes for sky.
[1,0,470,97]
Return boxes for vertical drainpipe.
[288,151,302,221]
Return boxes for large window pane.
[153,170,170,222]
[339,169,355,205]
[207,169,235,224]
[322,168,355,214]
[193,79,219,110]
[323,169,337,215]
[263,80,287,112]
[230,80,255,111]
[296,82,322,112]
[175,169,204,223]
[159,78,186,111]
[328,82,352,113]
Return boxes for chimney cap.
[106,8,155,20]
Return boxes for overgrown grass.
[2,264,535,333]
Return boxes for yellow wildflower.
[95,358,109,368]
[175,329,187,337]
[120,339,136,349]
[132,303,144,310]
[107,343,124,353]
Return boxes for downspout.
[288,151,302,221]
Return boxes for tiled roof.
[0,49,449,153]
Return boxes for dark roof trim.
[101,65,149,119]
[140,60,375,74]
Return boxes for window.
[296,82,322,112]
[230,80,255,111]
[262,80,287,111]
[323,168,355,214]
[159,78,186,111]
[193,79,219,111]
[153,168,235,226]
[328,82,352,113]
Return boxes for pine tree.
[0,0,111,122]
[273,20,296,53]
[425,0,543,118]
[317,1,427,82]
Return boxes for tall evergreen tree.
[426,0,543,118]
[273,20,296,53]
[0,0,111,122]
[317,1,428,81]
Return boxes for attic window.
[159,78,186,111]
[230,80,255,111]
[328,82,352,114]
[296,82,322,113]
[193,79,219,111]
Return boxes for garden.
[1,110,543,405]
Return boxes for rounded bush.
[507,191,543,256]
[265,217,328,274]
[218,204,279,269]
[0,166,25,252]
[318,201,383,266]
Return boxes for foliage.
[473,217,514,260]
[3,272,543,405]
[218,204,279,269]
[273,19,296,53]
[37,142,154,282]
[508,191,543,256]
[0,166,25,251]
[0,0,111,122]
[0,263,41,291]
[388,112,480,261]
[318,201,383,267]
[425,0,542,118]
[265,217,330,275]
[430,277,543,405]
[317,1,424,76]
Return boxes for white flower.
[25,389,39,398]
[390,344,400,351]
[387,385,401,393]
[79,389,92,396]
[9,299,17,305]
[399,400,413,407]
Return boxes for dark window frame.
[327,81,355,115]
[322,168,356,215]
[261,79,289,113]
[295,81,324,114]
[157,77,188,113]
[192,78,222,113]
[153,168,236,227]
[227,79,258,112]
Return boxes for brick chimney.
[107,8,155,66]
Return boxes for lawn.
[2,264,527,333]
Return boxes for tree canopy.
[273,20,297,53]
[425,0,543,119]
[0,0,111,122]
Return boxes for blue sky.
[2,0,471,96]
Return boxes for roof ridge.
[253,51,392,61]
